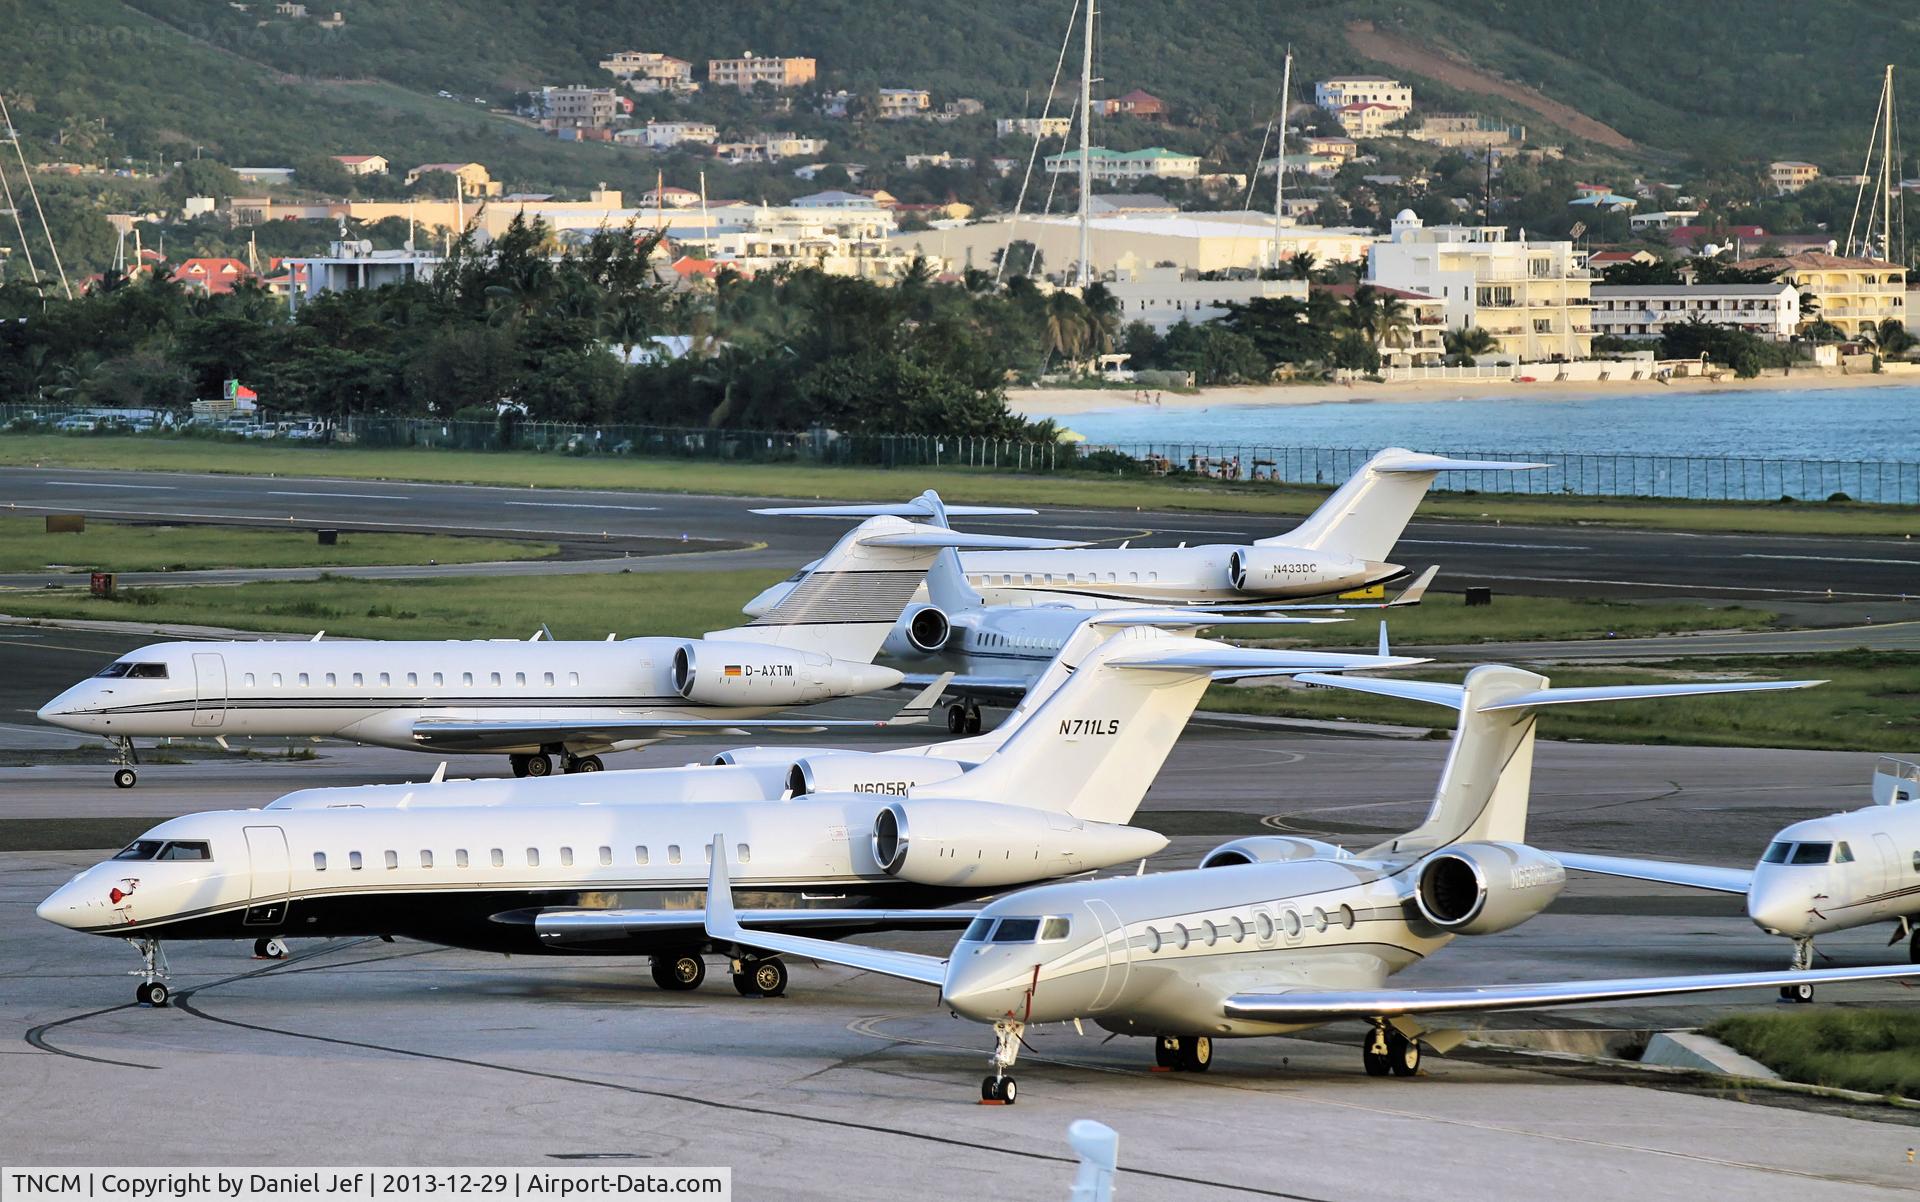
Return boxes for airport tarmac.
[6,465,1920,602]
[4,725,1917,1198]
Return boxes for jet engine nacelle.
[1199,836,1350,868]
[903,605,953,653]
[869,799,1167,888]
[1226,546,1383,596]
[1412,842,1566,936]
[672,641,902,707]
[710,746,847,767]
[787,753,970,798]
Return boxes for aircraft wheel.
[253,937,289,960]
[651,953,705,991]
[1362,1042,1392,1077]
[981,1076,1016,1104]
[523,754,553,778]
[1177,1035,1213,1073]
[1387,1030,1421,1077]
[572,755,604,773]
[113,768,137,789]
[946,703,967,734]
[1154,1036,1178,1068]
[964,703,983,734]
[509,755,531,778]
[1909,928,1920,964]
[1780,981,1815,1004]
[136,981,169,1008]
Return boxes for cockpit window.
[962,917,994,942]
[113,839,165,861]
[157,841,210,861]
[1761,841,1792,864]
[1040,916,1071,941]
[1835,842,1855,863]
[1788,842,1833,865]
[988,918,1041,943]
[94,662,167,679]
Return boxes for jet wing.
[534,905,978,948]
[1551,852,1752,895]
[1223,964,1920,1023]
[409,715,928,751]
[701,837,949,988]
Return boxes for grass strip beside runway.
[1710,1011,1920,1098]
[0,516,557,573]
[1205,650,1920,752]
[4,434,1914,536]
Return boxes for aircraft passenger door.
[191,652,228,728]
[1873,832,1903,898]
[1086,898,1131,1012]
[242,825,291,928]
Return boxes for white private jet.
[741,447,1543,617]
[698,664,1872,1103]
[1554,756,1920,1002]
[879,545,1437,729]
[36,511,1072,787]
[37,626,1424,1006]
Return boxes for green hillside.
[3,0,1914,193]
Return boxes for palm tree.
[1081,281,1122,353]
[1443,325,1497,366]
[1042,290,1092,369]
[1374,293,1414,357]
[1874,318,1916,355]
[1286,250,1318,281]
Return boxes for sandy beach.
[1009,366,1920,420]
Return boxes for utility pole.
[1271,47,1293,273]
[1076,0,1096,287]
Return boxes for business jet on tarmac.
[1554,756,1920,1002]
[879,545,1437,728]
[696,665,1898,1104]
[37,626,1423,1006]
[259,606,1353,813]
[740,447,1542,618]
[35,509,1073,788]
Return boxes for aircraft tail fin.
[924,546,984,611]
[1258,449,1545,563]
[1292,668,1824,855]
[919,629,1421,823]
[710,515,1077,662]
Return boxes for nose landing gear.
[129,938,170,1007]
[253,937,289,960]
[980,1018,1025,1104]
[112,737,139,789]
[1152,1035,1213,1072]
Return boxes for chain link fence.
[3,405,1916,504]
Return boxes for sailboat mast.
[1882,65,1895,262]
[1272,47,1293,272]
[1076,0,1095,287]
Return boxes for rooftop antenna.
[1270,46,1293,272]
[1075,0,1097,287]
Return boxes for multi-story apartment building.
[1333,102,1405,138]
[714,133,828,163]
[1768,160,1821,194]
[1314,76,1412,114]
[1043,146,1201,182]
[1590,282,1801,341]
[599,51,697,94]
[1104,267,1308,333]
[1314,282,1449,364]
[627,120,719,150]
[1740,252,1907,337]
[534,85,623,130]
[1367,210,1593,362]
[996,115,1074,139]
[707,53,817,91]
[1405,113,1523,149]
[877,89,932,119]
[903,152,975,171]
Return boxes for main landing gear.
[729,956,788,998]
[112,736,139,789]
[1153,1035,1213,1073]
[509,752,605,778]
[1780,937,1818,1003]
[981,1018,1025,1104]
[130,937,170,1007]
[650,952,707,992]
[945,700,983,735]
[1361,1021,1421,1077]
[253,937,289,960]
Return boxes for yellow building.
[1742,252,1907,337]
[1768,160,1821,194]
[707,54,817,90]
[403,162,501,197]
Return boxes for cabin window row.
[970,572,1158,587]
[1142,905,1356,953]
[239,671,585,688]
[313,843,752,871]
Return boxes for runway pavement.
[6,465,1920,601]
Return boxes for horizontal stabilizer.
[859,528,1082,550]
[1552,851,1752,895]
[1289,673,1825,713]
[1371,452,1550,474]
[753,489,1034,519]
[704,837,948,987]
[1112,648,1428,675]
[1225,963,1920,1022]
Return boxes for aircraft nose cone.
[942,954,1033,1021]
[1748,877,1817,936]
[35,881,85,929]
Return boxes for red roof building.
[172,257,253,295]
